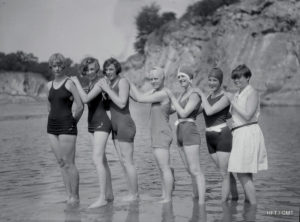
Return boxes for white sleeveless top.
[230,85,259,127]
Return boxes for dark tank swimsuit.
[176,92,201,147]
[47,79,77,135]
[87,81,112,133]
[203,94,232,154]
[109,77,136,142]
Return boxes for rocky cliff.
[0,72,48,103]
[123,0,300,106]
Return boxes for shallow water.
[0,102,299,222]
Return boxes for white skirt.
[228,124,268,173]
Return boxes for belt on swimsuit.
[231,122,258,132]
[206,123,227,132]
[174,118,195,127]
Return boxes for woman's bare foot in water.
[122,194,139,202]
[158,197,172,203]
[88,197,107,208]
[106,194,114,202]
[67,196,80,206]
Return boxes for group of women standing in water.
[46,53,268,208]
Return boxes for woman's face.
[105,64,117,82]
[86,62,97,81]
[232,74,249,89]
[208,76,221,92]
[150,71,164,90]
[51,63,64,76]
[177,73,190,89]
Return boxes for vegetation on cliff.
[134,3,176,54]
[125,0,300,106]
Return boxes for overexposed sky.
[0,0,196,63]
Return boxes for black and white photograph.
[0,0,299,221]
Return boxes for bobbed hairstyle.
[103,57,122,76]
[231,64,252,79]
[79,57,100,76]
[48,53,66,69]
[208,67,223,84]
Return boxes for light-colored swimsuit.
[150,99,173,148]
[228,85,268,173]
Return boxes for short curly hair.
[48,53,66,69]
[231,64,252,79]
[79,57,100,76]
[103,57,122,76]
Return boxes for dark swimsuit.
[109,78,136,142]
[87,82,112,133]
[47,79,77,135]
[203,94,232,154]
[176,92,201,147]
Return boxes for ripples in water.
[0,103,299,221]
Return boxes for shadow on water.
[189,200,207,222]
[77,202,114,222]
[64,205,82,222]
[221,202,238,222]
[242,203,257,222]
[161,202,175,222]
[220,202,257,222]
[125,200,140,222]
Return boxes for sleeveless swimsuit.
[47,79,77,135]
[150,98,173,148]
[87,81,112,133]
[109,78,136,142]
[203,94,232,154]
[176,92,201,147]
[228,85,268,173]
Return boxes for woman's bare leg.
[183,145,206,205]
[88,131,111,208]
[153,147,173,203]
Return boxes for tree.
[160,12,176,24]
[134,3,176,54]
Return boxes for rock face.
[0,72,48,103]
[123,0,300,105]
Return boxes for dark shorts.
[206,126,232,154]
[88,118,112,134]
[111,117,136,143]
[177,122,201,147]
[47,117,77,135]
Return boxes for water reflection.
[189,200,207,222]
[242,203,257,222]
[161,202,175,222]
[0,104,299,221]
[125,200,139,222]
[221,202,238,222]
[64,205,82,222]
[83,202,114,222]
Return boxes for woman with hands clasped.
[129,67,174,203]
[70,57,114,208]
[165,66,206,205]
[97,58,139,202]
[194,67,238,202]
[225,64,268,204]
